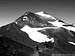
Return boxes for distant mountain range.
[0,11,75,56]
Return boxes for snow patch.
[35,11,56,20]
[48,20,64,27]
[68,42,75,45]
[20,25,54,43]
[62,26,75,32]
[48,19,75,32]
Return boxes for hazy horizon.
[0,0,75,26]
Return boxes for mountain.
[0,11,75,56]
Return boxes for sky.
[0,0,75,26]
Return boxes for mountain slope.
[0,11,75,56]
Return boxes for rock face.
[0,11,75,56]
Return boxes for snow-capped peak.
[18,11,75,43]
[35,11,56,20]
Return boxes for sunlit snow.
[62,26,75,32]
[35,11,56,20]
[21,25,54,43]
[48,19,75,32]
[20,11,75,43]
[48,20,64,27]
[68,42,75,45]
[35,11,75,32]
